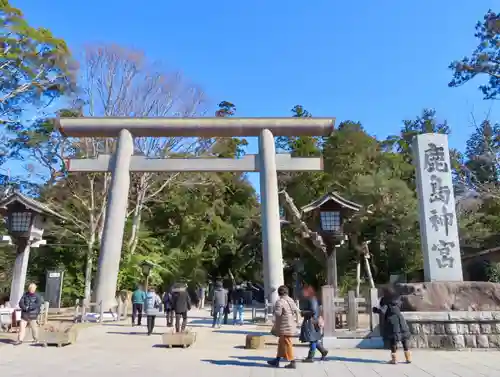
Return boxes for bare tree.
[28,43,209,301]
[79,44,208,254]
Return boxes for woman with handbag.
[267,285,299,369]
[299,285,329,362]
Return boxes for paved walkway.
[1,309,500,377]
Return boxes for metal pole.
[259,129,284,305]
[94,129,133,310]
[9,238,30,307]
[145,274,150,292]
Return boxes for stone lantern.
[301,192,362,293]
[0,191,65,307]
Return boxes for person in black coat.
[299,285,328,362]
[162,289,174,327]
[223,286,233,325]
[231,284,245,325]
[14,283,43,345]
[171,283,191,333]
[372,286,411,364]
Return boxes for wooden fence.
[250,299,306,324]
[74,297,128,323]
[321,286,380,336]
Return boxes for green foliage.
[0,0,75,122]
[213,100,248,157]
[465,120,500,184]
[383,109,450,188]
[486,262,500,283]
[449,10,500,99]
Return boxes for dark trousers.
[165,309,174,327]
[146,315,156,335]
[309,340,327,355]
[390,338,409,353]
[212,305,224,327]
[175,312,187,333]
[132,303,143,325]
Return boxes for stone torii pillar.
[56,117,335,308]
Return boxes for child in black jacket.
[372,287,411,364]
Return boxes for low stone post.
[117,299,123,320]
[321,285,336,337]
[82,298,90,322]
[41,301,49,325]
[99,300,104,324]
[265,299,272,323]
[121,290,129,320]
[347,290,358,331]
[74,299,80,320]
[368,288,380,336]
[123,300,129,320]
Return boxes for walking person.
[372,286,411,364]
[171,283,191,333]
[231,284,245,325]
[163,289,174,327]
[197,285,207,309]
[268,285,299,369]
[223,285,232,325]
[299,285,328,362]
[13,283,43,346]
[131,285,146,326]
[212,281,228,328]
[144,287,161,336]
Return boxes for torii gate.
[56,117,334,309]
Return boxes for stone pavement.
[1,309,500,377]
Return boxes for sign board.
[413,133,463,281]
[44,270,64,310]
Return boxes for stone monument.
[393,133,500,313]
[413,133,463,282]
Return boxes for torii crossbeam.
[56,117,335,308]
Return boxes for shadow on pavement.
[0,338,14,344]
[106,331,163,336]
[214,329,268,336]
[202,359,269,368]
[231,355,269,362]
[231,355,384,364]
[326,356,386,364]
[188,318,213,325]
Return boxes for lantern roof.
[0,190,66,221]
[301,192,363,214]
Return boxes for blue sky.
[10,0,499,189]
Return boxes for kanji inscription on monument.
[413,133,463,282]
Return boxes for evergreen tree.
[449,10,500,99]
[465,120,500,184]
